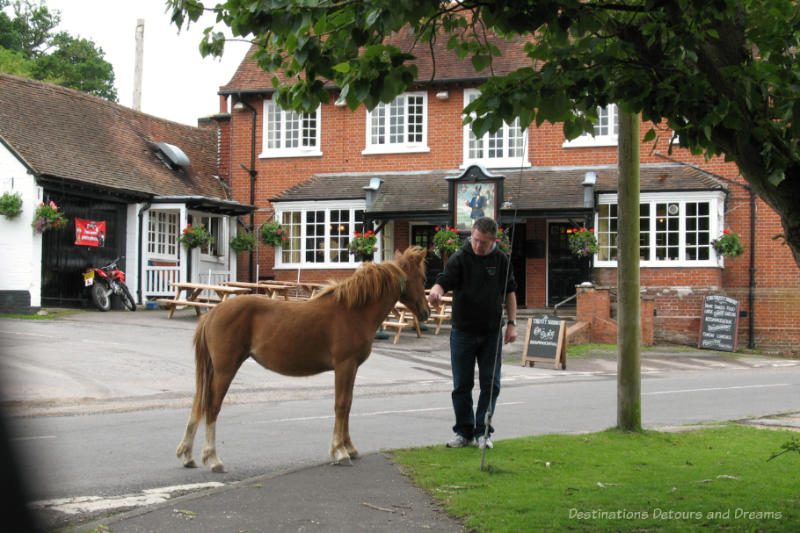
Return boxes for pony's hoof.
[332,457,353,466]
[211,463,227,473]
[183,459,198,468]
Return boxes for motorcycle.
[83,257,136,312]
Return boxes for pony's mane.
[314,247,426,309]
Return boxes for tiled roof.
[222,28,533,94]
[0,73,228,200]
[272,164,725,215]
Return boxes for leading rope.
[480,157,525,471]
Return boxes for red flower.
[723,229,731,235]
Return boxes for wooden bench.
[427,295,453,334]
[381,303,422,344]
[159,282,250,318]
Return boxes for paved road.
[2,308,799,531]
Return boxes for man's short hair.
[472,216,498,235]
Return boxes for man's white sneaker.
[477,435,494,449]
[446,434,474,448]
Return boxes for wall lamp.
[435,91,450,101]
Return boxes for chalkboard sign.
[521,315,567,369]
[699,295,739,352]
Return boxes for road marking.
[644,383,792,396]
[258,402,524,424]
[11,435,56,442]
[31,482,225,515]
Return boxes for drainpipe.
[233,96,258,282]
[136,202,152,304]
[748,189,755,349]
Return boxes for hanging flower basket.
[179,224,213,249]
[348,230,377,261]
[712,229,744,258]
[31,201,67,233]
[567,227,598,257]
[230,230,257,253]
[260,220,289,247]
[432,226,461,259]
[495,228,511,254]
[0,191,23,219]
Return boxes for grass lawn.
[392,425,799,532]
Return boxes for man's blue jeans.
[449,326,503,440]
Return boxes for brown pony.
[176,246,430,472]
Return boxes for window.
[199,215,224,258]
[147,211,178,260]
[276,203,370,267]
[563,104,619,147]
[463,89,529,168]
[261,99,321,158]
[595,192,723,267]
[364,92,428,154]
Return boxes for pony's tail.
[193,313,214,420]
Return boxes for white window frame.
[563,104,619,148]
[260,99,322,158]
[594,191,725,268]
[198,214,226,259]
[462,89,530,168]
[363,92,429,155]
[147,210,179,261]
[274,201,374,269]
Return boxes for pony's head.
[314,246,429,322]
[394,246,430,323]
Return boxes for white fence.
[202,270,230,286]
[144,265,180,299]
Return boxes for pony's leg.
[330,358,358,465]
[201,368,239,473]
[175,381,205,467]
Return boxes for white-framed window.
[363,92,429,154]
[595,191,725,267]
[198,215,225,258]
[563,104,619,147]
[261,99,322,158]
[147,210,178,260]
[274,202,373,268]
[463,89,529,168]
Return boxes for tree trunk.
[617,111,642,431]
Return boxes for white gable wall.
[0,145,42,308]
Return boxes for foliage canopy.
[0,0,116,100]
[168,0,800,266]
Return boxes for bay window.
[275,203,371,267]
[595,192,724,266]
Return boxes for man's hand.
[427,284,444,306]
[504,323,517,344]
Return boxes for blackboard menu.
[699,295,739,352]
[521,314,567,369]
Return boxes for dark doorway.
[411,225,444,288]
[547,222,587,307]
[40,192,127,307]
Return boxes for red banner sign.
[75,218,106,247]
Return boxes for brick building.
[213,37,800,351]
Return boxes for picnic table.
[221,281,292,300]
[156,282,250,318]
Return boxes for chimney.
[132,19,144,111]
